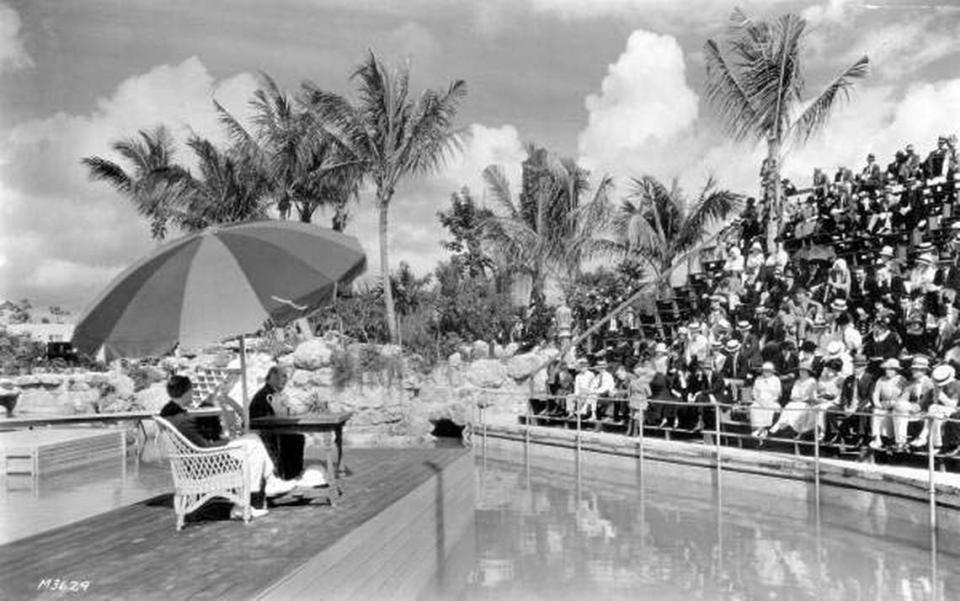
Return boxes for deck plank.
[0,447,467,601]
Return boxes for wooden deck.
[0,447,472,600]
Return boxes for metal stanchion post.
[929,415,939,601]
[638,407,645,470]
[714,403,722,479]
[576,398,582,458]
[928,415,938,534]
[525,400,531,454]
[814,410,821,500]
[481,403,487,455]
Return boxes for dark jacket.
[841,371,876,411]
[250,383,278,419]
[159,401,227,449]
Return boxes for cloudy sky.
[1,0,959,312]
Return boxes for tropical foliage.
[704,8,868,247]
[482,144,614,305]
[603,175,743,288]
[300,52,467,344]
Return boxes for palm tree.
[300,52,467,343]
[704,9,868,248]
[81,126,183,240]
[215,73,363,228]
[172,135,271,230]
[605,175,742,296]
[482,143,614,304]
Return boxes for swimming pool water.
[432,442,960,601]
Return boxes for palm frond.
[704,41,761,142]
[673,178,743,256]
[791,55,869,146]
[481,165,519,218]
[80,157,132,193]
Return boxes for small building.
[6,322,75,344]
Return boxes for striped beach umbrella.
[72,220,366,361]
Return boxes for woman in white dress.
[767,361,817,437]
[751,362,782,437]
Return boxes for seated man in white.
[159,375,296,519]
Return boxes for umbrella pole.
[239,335,250,433]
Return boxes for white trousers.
[228,434,276,493]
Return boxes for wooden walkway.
[0,447,469,600]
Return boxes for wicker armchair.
[153,416,251,530]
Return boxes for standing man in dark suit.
[250,366,306,481]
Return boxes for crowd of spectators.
[537,136,960,458]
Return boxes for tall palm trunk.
[766,137,781,251]
[378,192,399,344]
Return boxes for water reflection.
[464,447,958,601]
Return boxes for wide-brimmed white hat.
[761,361,775,372]
[933,365,955,385]
[826,340,844,358]
[881,358,901,371]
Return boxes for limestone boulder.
[135,382,170,413]
[16,389,73,415]
[465,359,508,388]
[471,340,490,360]
[503,342,520,358]
[71,391,102,414]
[38,373,63,387]
[380,344,402,358]
[107,374,136,397]
[16,375,39,387]
[292,339,334,371]
[506,352,545,381]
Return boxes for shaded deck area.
[0,447,471,600]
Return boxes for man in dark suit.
[689,362,728,433]
[160,375,295,518]
[250,366,306,481]
[828,355,876,446]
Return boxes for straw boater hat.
[736,320,752,332]
[853,354,868,367]
[881,358,901,371]
[826,340,845,358]
[912,356,931,371]
[725,339,742,353]
[880,246,895,258]
[830,299,848,313]
[750,241,763,252]
[654,342,668,355]
[761,361,776,373]
[916,242,935,255]
[812,314,827,328]
[933,365,956,386]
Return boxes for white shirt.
[595,370,616,396]
[574,371,597,397]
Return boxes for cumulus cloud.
[839,17,960,80]
[577,30,699,181]
[0,57,259,309]
[0,1,32,72]
[576,22,960,205]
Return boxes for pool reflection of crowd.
[532,136,960,460]
[469,460,951,599]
